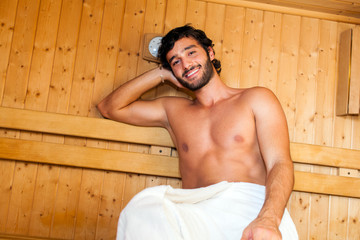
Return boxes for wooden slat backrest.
[1,106,360,198]
[0,137,359,198]
[0,107,172,147]
[1,107,359,169]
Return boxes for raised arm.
[97,66,180,127]
[241,87,294,240]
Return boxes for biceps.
[106,99,167,127]
[255,100,291,166]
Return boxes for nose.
[182,57,192,70]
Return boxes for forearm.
[97,67,164,118]
[258,159,294,226]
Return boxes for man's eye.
[189,51,196,56]
[172,60,179,66]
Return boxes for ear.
[207,47,215,60]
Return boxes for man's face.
[166,37,215,91]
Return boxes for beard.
[175,57,214,91]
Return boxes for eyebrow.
[168,44,196,64]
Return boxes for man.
[97,25,298,239]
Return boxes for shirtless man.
[97,25,297,240]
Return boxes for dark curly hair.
[158,24,221,75]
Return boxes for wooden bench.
[1,107,359,197]
[0,106,359,239]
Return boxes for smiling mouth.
[183,66,201,78]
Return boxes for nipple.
[182,143,189,152]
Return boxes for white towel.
[117,181,298,240]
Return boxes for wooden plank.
[348,197,360,239]
[310,19,338,240]
[90,0,125,118]
[95,171,126,240]
[314,20,338,146]
[334,23,354,148]
[0,0,18,103]
[185,0,207,29]
[67,0,105,118]
[121,173,146,210]
[164,0,187,32]
[114,0,146,92]
[249,0,360,18]
[258,11,281,92]
[74,169,104,239]
[49,166,82,239]
[293,17,321,235]
[22,2,63,237]
[1,0,40,108]
[336,28,352,115]
[198,0,360,24]
[331,22,355,238]
[293,171,360,199]
[239,8,263,88]
[46,0,83,115]
[1,0,41,235]
[24,0,62,112]
[1,138,360,198]
[28,164,60,237]
[308,168,331,239]
[0,233,64,239]
[349,25,360,114]
[290,166,311,239]
[221,5,245,88]
[293,17,319,143]
[290,142,360,169]
[0,160,16,232]
[276,14,301,141]
[2,106,360,168]
[204,2,225,62]
[0,107,173,147]
[41,2,84,238]
[329,192,349,239]
[5,162,37,235]
[0,138,180,178]
[349,64,360,239]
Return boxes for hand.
[158,66,184,89]
[241,216,282,240]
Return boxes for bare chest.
[167,100,257,154]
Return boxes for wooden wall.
[0,0,359,239]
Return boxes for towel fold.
[117,181,298,240]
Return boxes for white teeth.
[186,68,199,78]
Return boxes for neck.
[193,74,232,107]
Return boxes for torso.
[164,88,267,189]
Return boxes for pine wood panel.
[258,11,282,91]
[221,5,245,88]
[46,0,83,115]
[276,14,301,141]
[24,0,62,112]
[50,167,82,239]
[1,0,40,109]
[0,160,16,232]
[247,0,360,18]
[239,8,263,88]
[200,0,360,23]
[1,137,360,199]
[0,0,18,103]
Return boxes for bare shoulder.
[161,95,194,105]
[238,87,279,106]
[160,95,195,112]
[240,86,276,98]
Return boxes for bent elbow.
[96,101,111,119]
